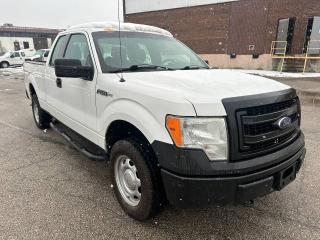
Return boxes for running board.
[49,122,106,161]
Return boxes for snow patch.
[225,69,320,78]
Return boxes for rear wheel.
[110,139,161,221]
[0,62,9,68]
[31,94,51,129]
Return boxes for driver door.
[47,33,98,142]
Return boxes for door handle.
[56,78,62,88]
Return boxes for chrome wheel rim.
[33,103,40,124]
[115,155,141,206]
[2,63,8,68]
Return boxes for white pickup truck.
[24,22,306,221]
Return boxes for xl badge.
[276,117,292,130]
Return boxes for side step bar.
[49,122,106,161]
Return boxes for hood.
[0,52,11,59]
[122,69,290,116]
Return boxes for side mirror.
[54,59,94,81]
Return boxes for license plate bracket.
[275,163,297,190]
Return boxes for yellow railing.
[303,40,320,73]
[270,41,288,57]
[270,40,320,73]
[270,41,288,72]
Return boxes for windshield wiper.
[180,65,210,70]
[110,64,174,73]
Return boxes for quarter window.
[49,35,68,66]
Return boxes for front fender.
[97,99,173,147]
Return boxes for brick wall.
[125,3,231,54]
[227,0,269,55]
[125,0,320,55]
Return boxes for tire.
[1,62,9,68]
[31,94,51,129]
[110,139,161,221]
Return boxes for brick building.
[0,23,61,56]
[124,0,320,72]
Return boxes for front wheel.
[31,94,51,129]
[1,62,9,68]
[110,139,161,221]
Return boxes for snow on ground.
[225,69,320,78]
[0,66,23,76]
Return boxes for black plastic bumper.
[152,135,306,206]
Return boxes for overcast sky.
[0,0,123,29]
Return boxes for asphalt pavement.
[0,67,319,240]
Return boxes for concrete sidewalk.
[267,77,320,107]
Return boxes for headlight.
[166,116,228,161]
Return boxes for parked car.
[0,50,26,68]
[24,22,306,221]
[27,49,50,62]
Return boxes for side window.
[64,34,93,67]
[44,51,49,57]
[14,52,20,58]
[49,35,68,66]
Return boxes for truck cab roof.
[65,21,173,37]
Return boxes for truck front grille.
[237,98,300,154]
[222,89,301,161]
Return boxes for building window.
[23,41,30,49]
[304,16,320,54]
[275,18,296,54]
[14,41,20,51]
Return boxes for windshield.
[92,31,209,73]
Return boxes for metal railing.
[303,40,320,73]
[270,41,288,57]
[270,40,320,73]
[270,41,288,72]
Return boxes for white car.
[24,22,306,221]
[27,49,51,62]
[0,50,26,68]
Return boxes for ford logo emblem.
[276,117,292,130]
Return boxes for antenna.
[118,0,125,82]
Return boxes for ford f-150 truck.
[24,22,306,221]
